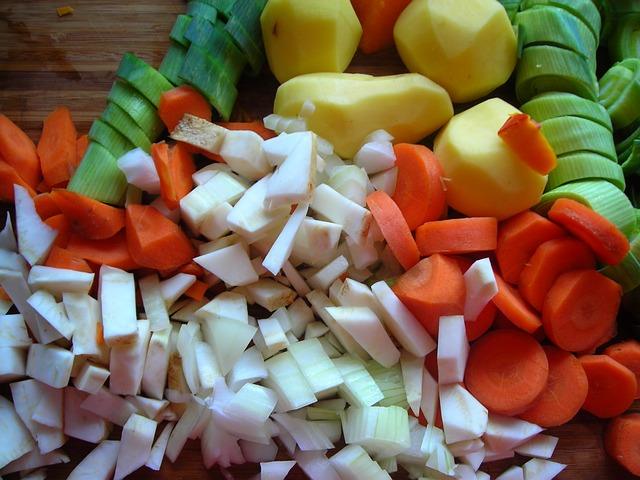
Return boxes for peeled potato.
[274,72,454,158]
[394,0,517,103]
[260,0,362,84]
[434,98,547,220]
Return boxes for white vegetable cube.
[497,465,525,480]
[483,414,543,453]
[514,434,559,459]
[246,279,296,312]
[262,203,309,275]
[437,315,469,384]
[80,387,137,427]
[159,273,196,307]
[310,184,372,241]
[27,266,94,297]
[327,165,369,207]
[333,354,384,408]
[109,319,151,396]
[195,243,258,287]
[370,167,398,196]
[64,293,107,362]
[27,290,74,340]
[99,265,138,346]
[522,458,566,480]
[114,414,157,480]
[0,347,26,382]
[227,346,268,392]
[308,256,350,292]
[126,396,168,420]
[202,316,257,375]
[291,217,342,267]
[463,258,498,322]
[439,384,488,444]
[287,297,314,338]
[32,382,64,429]
[14,184,57,265]
[138,274,170,332]
[262,131,306,166]
[26,343,73,388]
[0,395,35,469]
[67,440,120,480]
[64,387,111,443]
[259,316,290,354]
[354,141,396,174]
[288,338,343,398]
[219,129,271,181]
[329,444,391,480]
[346,235,379,270]
[117,148,160,194]
[141,327,171,400]
[74,362,110,394]
[263,351,317,411]
[0,315,32,348]
[196,291,248,323]
[200,202,233,240]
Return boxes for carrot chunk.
[492,273,543,334]
[579,355,637,419]
[37,106,78,187]
[218,121,276,140]
[158,85,212,132]
[415,217,497,256]
[33,192,62,220]
[151,141,195,210]
[351,0,412,54]
[498,113,557,175]
[44,213,71,249]
[0,114,41,188]
[0,160,37,202]
[44,246,93,273]
[605,413,640,476]
[67,231,139,271]
[604,340,640,399]
[465,302,497,342]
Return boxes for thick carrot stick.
[0,160,36,202]
[66,231,139,271]
[44,246,93,273]
[151,141,195,210]
[125,204,195,271]
[519,346,588,427]
[34,192,62,220]
[50,189,125,240]
[579,355,637,418]
[492,273,543,334]
[76,134,89,165]
[605,413,640,476]
[218,121,277,140]
[0,114,41,188]
[392,253,465,336]
[548,198,630,265]
[392,144,446,231]
[351,0,412,54]
[158,85,212,132]
[185,280,208,301]
[498,113,557,175]
[37,106,78,187]
[465,329,549,415]
[415,217,497,256]
[519,237,596,311]
[44,214,71,249]
[496,210,566,284]
[366,190,420,270]
[542,269,622,352]
[604,340,640,399]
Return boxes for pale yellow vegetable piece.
[274,72,453,159]
[434,98,547,220]
[260,0,362,84]
[394,0,517,103]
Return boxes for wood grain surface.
[0,1,637,479]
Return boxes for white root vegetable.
[483,414,543,453]
[63,293,107,362]
[0,212,17,252]
[370,167,398,196]
[27,290,74,340]
[117,148,161,193]
[14,184,57,265]
[291,217,342,267]
[288,338,343,398]
[310,184,372,241]
[0,314,32,348]
[196,291,248,323]
[145,422,175,471]
[27,266,94,297]
[194,340,222,390]
[262,132,305,166]
[0,347,26,382]
[0,448,69,476]
[354,141,396,175]
[0,395,34,469]
[260,460,297,480]
[139,274,170,332]
[463,258,498,322]
[32,382,63,429]
[263,351,317,412]
[113,414,157,480]
[201,201,233,240]
[195,243,258,287]
[67,440,120,480]
[99,265,137,346]
[126,396,168,420]
[79,386,136,427]
[109,319,151,396]
[294,450,341,480]
[439,383,488,444]
[202,316,257,375]
[141,327,171,400]
[177,321,202,394]
[219,129,271,181]
[496,465,525,480]
[460,447,486,471]
[227,346,268,392]
[522,458,566,480]
[262,203,309,276]
[64,387,112,443]
[246,279,296,312]
[26,343,73,388]
[437,315,469,385]
[400,351,423,416]
[515,434,559,459]
[166,398,207,463]
[159,273,196,307]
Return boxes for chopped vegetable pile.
[1,0,640,479]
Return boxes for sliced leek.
[521,92,612,131]
[598,58,640,130]
[540,116,617,161]
[546,152,625,191]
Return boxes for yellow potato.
[260,0,362,84]
[274,72,454,158]
[434,98,547,220]
[394,0,517,103]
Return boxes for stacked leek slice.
[159,0,268,120]
[608,0,640,61]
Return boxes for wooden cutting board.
[0,1,637,478]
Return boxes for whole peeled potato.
[260,0,362,84]
[394,0,517,103]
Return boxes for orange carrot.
[158,85,212,132]
[179,261,205,278]
[44,214,71,249]
[465,329,549,416]
[392,144,446,230]
[37,106,78,187]
[0,114,41,188]
[579,355,637,418]
[0,286,9,301]
[605,413,640,476]
[151,142,195,210]
[366,190,420,270]
[519,237,596,311]
[76,134,89,165]
[67,231,139,271]
[351,0,412,54]
[604,340,640,399]
[392,253,465,337]
[50,189,125,240]
[125,204,195,271]
[44,246,93,273]
[185,280,208,301]
[415,217,497,256]
[34,192,62,220]
[542,269,622,352]
[465,302,497,342]
[492,273,543,334]
[548,198,630,265]
[498,113,557,175]
[519,346,589,427]
[496,210,566,284]
[0,160,37,202]
[218,121,277,140]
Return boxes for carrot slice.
[392,253,465,337]
[498,113,557,175]
[0,114,41,188]
[492,273,543,334]
[185,280,208,301]
[519,346,588,427]
[50,189,125,240]
[44,246,93,273]
[44,214,71,249]
[33,192,62,220]
[158,85,212,132]
[179,261,205,279]
[37,106,78,187]
[605,413,640,476]
[496,211,566,284]
[67,231,139,271]
[604,340,640,399]
[151,141,195,210]
[76,134,89,165]
[366,190,420,270]
[125,204,195,271]
[542,269,622,352]
[579,355,637,418]
[465,302,497,342]
[415,217,497,256]
[351,0,412,54]
[392,144,446,230]
[465,329,549,416]
[218,121,276,140]
[0,160,37,202]
[548,198,630,265]
[519,237,596,311]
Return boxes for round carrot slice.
[579,355,637,419]
[604,340,640,399]
[605,413,640,476]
